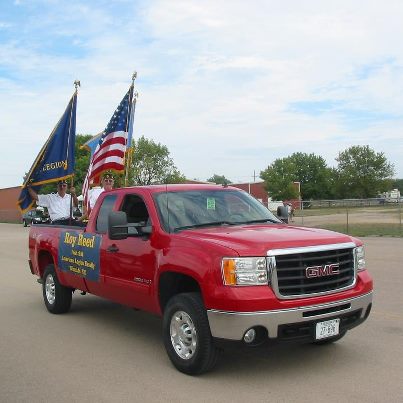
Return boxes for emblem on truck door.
[305,263,340,278]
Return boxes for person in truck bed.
[88,172,115,210]
[80,172,115,222]
[27,179,79,225]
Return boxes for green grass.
[295,208,346,216]
[310,223,403,237]
[295,205,401,217]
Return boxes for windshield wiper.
[174,221,236,232]
[241,218,281,224]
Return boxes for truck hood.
[177,224,355,256]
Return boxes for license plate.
[315,318,340,340]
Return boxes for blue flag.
[18,92,77,213]
[81,132,102,158]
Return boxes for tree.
[288,152,334,200]
[260,152,334,200]
[164,169,187,184]
[260,158,299,200]
[127,136,186,185]
[335,145,394,198]
[73,134,93,190]
[207,174,232,185]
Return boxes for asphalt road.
[1,223,402,402]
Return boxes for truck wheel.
[313,331,346,345]
[42,264,72,314]
[163,292,218,375]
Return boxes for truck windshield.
[154,190,281,232]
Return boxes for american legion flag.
[17,91,77,213]
[82,85,135,212]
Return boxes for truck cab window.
[96,195,118,233]
[120,194,150,226]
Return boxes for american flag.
[82,87,135,212]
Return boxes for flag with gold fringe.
[17,91,77,213]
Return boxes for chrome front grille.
[268,243,357,299]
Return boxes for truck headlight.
[355,246,366,271]
[222,257,268,286]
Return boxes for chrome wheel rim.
[170,311,197,360]
[45,274,56,305]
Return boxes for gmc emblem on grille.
[305,263,340,278]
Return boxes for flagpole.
[68,80,80,188]
[124,71,137,187]
[124,94,137,186]
[69,80,80,225]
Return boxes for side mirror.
[140,225,153,235]
[277,206,289,223]
[108,211,128,240]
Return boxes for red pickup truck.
[28,184,373,374]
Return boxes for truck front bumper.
[207,291,372,341]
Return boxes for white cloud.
[1,0,403,188]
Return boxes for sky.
[1,0,403,188]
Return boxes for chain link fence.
[268,198,403,237]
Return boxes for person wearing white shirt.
[88,186,104,210]
[81,172,115,221]
[28,179,79,225]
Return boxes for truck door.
[97,193,158,312]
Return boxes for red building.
[0,186,22,223]
[183,180,269,205]
[231,181,268,204]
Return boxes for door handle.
[106,244,119,253]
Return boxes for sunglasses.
[103,179,114,183]
[58,184,67,187]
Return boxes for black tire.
[42,264,72,314]
[312,331,346,345]
[163,292,218,375]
